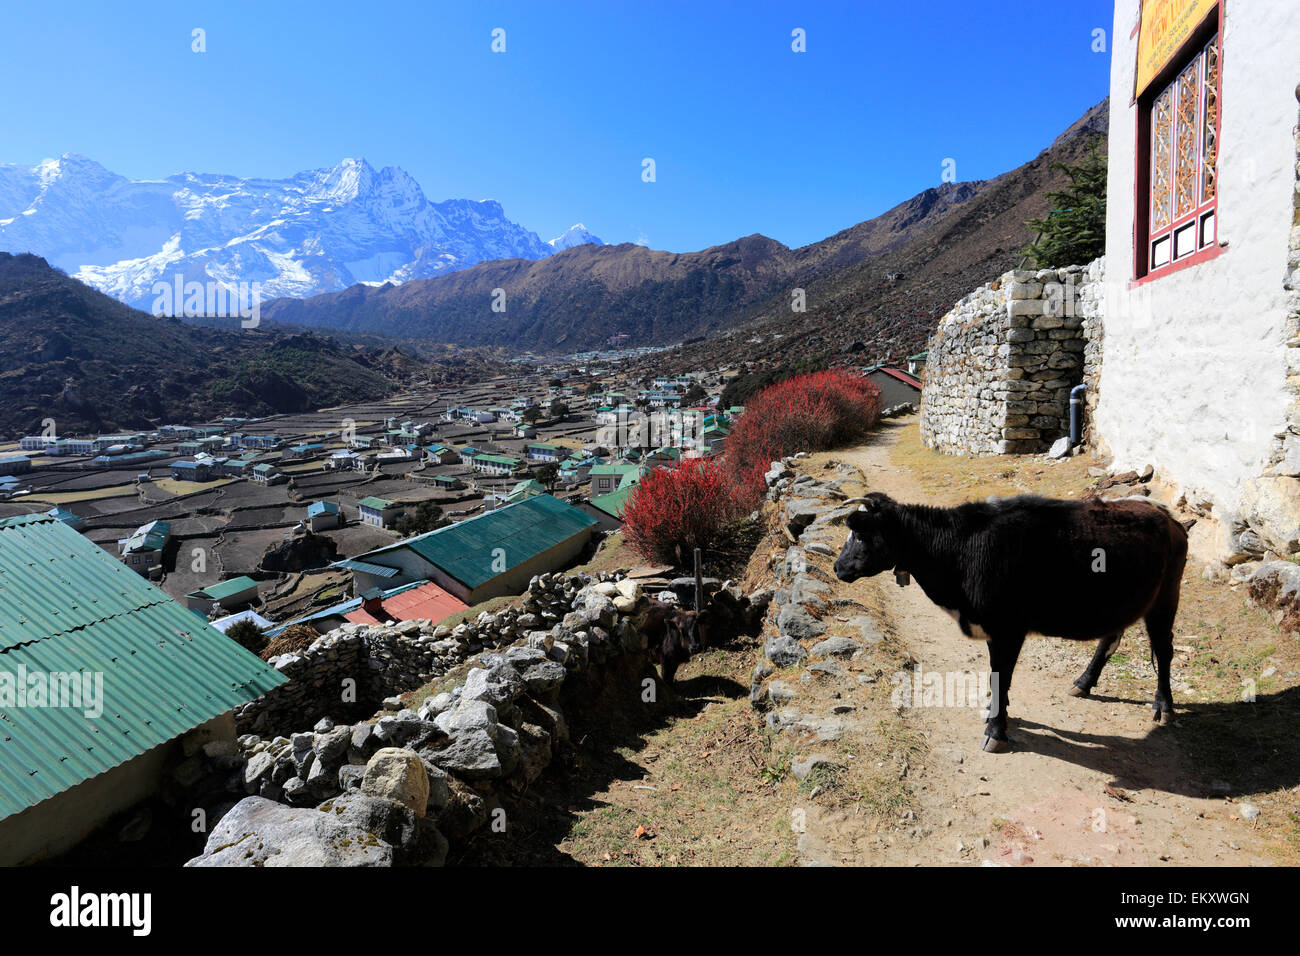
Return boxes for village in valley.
[0,355,922,644]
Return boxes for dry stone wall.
[182,570,767,866]
[919,258,1104,455]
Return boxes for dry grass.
[153,477,236,496]
[259,623,320,660]
[884,422,1097,503]
[28,483,139,504]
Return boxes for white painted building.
[1096,0,1300,550]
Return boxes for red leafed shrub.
[623,369,882,564]
[725,369,882,479]
[622,457,750,565]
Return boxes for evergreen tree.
[1023,139,1107,269]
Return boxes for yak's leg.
[1068,633,1122,697]
[1146,592,1179,722]
[982,632,1025,753]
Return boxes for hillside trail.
[802,425,1276,867]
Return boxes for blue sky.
[0,0,1113,252]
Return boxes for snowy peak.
[548,223,604,250]
[0,156,586,309]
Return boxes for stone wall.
[183,570,767,866]
[919,259,1104,456]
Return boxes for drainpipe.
[1069,384,1087,447]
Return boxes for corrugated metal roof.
[0,513,286,820]
[333,558,400,578]
[344,580,467,627]
[590,487,633,519]
[363,495,597,591]
[188,576,259,602]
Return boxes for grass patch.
[153,477,236,496]
[28,483,139,504]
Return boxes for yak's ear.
[846,504,870,532]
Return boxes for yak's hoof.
[1067,682,1090,698]
[1152,707,1173,724]
[981,734,1010,754]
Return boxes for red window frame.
[1132,3,1223,283]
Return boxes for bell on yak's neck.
[894,570,910,587]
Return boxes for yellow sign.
[1135,0,1218,97]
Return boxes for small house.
[184,575,261,613]
[473,453,524,476]
[358,496,403,528]
[118,519,171,576]
[171,459,214,482]
[252,463,285,485]
[306,500,342,532]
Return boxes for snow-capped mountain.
[0,154,601,309]
[548,223,604,250]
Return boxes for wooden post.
[693,547,703,612]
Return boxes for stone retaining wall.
[183,570,766,866]
[919,258,1104,455]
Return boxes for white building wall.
[1097,0,1300,511]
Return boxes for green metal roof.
[363,495,597,591]
[474,454,522,467]
[357,496,396,510]
[0,514,285,821]
[188,576,259,602]
[590,487,633,519]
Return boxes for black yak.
[834,492,1187,752]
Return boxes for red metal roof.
[344,579,468,626]
[870,366,922,389]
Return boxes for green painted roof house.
[0,514,284,829]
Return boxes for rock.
[434,699,499,737]
[338,764,366,792]
[184,797,392,867]
[521,660,567,696]
[316,793,420,861]
[810,636,862,658]
[426,728,503,780]
[349,723,379,764]
[1241,477,1300,552]
[1239,803,1260,821]
[361,748,430,818]
[1047,436,1072,459]
[767,680,797,705]
[765,635,808,667]
[778,604,826,641]
[243,751,276,792]
[792,755,840,781]
[313,727,352,767]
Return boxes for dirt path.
[814,422,1286,866]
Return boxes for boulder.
[1241,477,1300,553]
[184,796,392,867]
[361,748,430,818]
[778,604,826,641]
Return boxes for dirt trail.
[810,425,1279,866]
